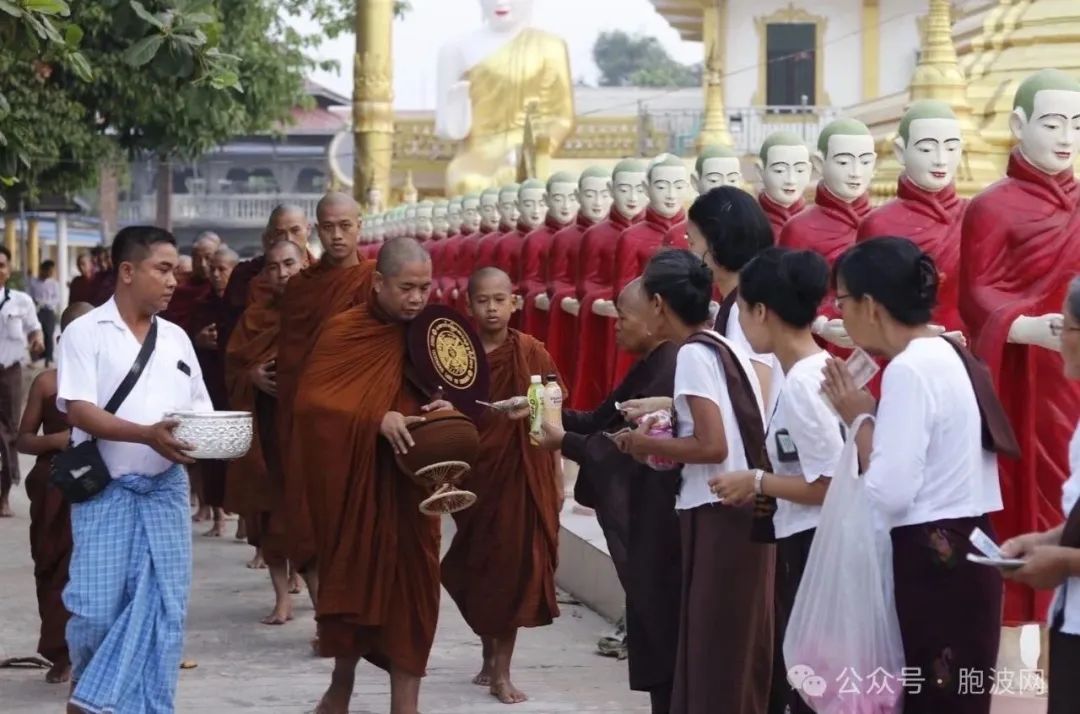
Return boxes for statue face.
[479,194,500,229]
[820,134,877,202]
[517,188,546,229]
[415,207,434,239]
[696,157,743,192]
[648,165,691,218]
[545,181,578,226]
[462,198,482,231]
[898,117,963,192]
[611,171,648,220]
[480,0,532,32]
[577,176,612,222]
[1011,89,1080,175]
[498,194,519,225]
[760,144,812,207]
[432,207,449,236]
[448,202,464,231]
[366,187,383,209]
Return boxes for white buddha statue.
[435,0,575,195]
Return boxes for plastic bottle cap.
[545,373,557,382]
[530,375,542,384]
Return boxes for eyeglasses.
[1049,318,1080,337]
[833,293,851,311]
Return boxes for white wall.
[724,0,864,108]
[878,0,923,97]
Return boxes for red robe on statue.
[519,215,566,338]
[426,239,445,304]
[545,214,595,383]
[663,220,688,250]
[610,208,686,386]
[570,209,639,409]
[960,149,1080,624]
[759,192,807,241]
[858,176,967,333]
[453,227,492,313]
[493,224,530,290]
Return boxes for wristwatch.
[753,469,765,495]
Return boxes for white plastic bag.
[783,414,905,714]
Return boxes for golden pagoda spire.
[696,2,734,152]
[908,0,998,195]
[402,170,419,205]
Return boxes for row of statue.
[360,69,1080,627]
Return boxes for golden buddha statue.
[435,0,575,195]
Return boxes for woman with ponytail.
[821,236,1014,714]
[709,246,842,714]
[614,248,774,714]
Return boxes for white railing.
[642,105,840,156]
[118,193,324,227]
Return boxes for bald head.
[191,233,220,279]
[618,277,646,306]
[212,246,239,265]
[267,238,305,262]
[264,203,310,251]
[467,266,512,300]
[61,302,93,331]
[316,191,360,222]
[316,191,362,264]
[614,277,658,355]
[265,239,307,296]
[209,246,239,296]
[373,237,433,322]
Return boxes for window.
[766,23,816,109]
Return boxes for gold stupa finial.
[696,4,734,152]
[402,170,419,204]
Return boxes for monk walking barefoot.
[442,268,565,705]
[293,238,444,714]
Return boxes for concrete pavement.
[0,453,649,713]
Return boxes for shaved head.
[194,231,221,249]
[267,238,305,262]
[212,246,239,265]
[316,191,360,222]
[618,277,646,305]
[61,301,93,331]
[468,266,512,299]
[375,236,431,278]
[615,276,657,355]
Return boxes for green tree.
[593,30,700,88]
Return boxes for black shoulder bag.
[51,319,158,503]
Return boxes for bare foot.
[289,572,303,594]
[235,518,247,540]
[472,668,493,686]
[46,660,71,684]
[203,521,225,537]
[260,608,293,625]
[490,678,527,704]
[246,553,267,569]
[192,506,211,522]
[314,680,352,713]
[0,497,12,517]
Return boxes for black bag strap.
[103,319,158,415]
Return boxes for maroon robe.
[545,214,596,383]
[519,215,566,338]
[88,270,116,307]
[960,149,1080,623]
[759,192,807,241]
[188,291,231,508]
[68,275,96,306]
[858,176,967,334]
[610,207,686,386]
[161,275,213,332]
[570,209,639,409]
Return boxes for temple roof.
[647,0,705,42]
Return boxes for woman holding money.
[708,246,844,714]
[820,236,1015,714]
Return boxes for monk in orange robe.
[160,231,219,331]
[17,302,93,684]
[442,268,563,705]
[276,193,374,593]
[185,246,239,537]
[225,239,308,624]
[292,238,446,714]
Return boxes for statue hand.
[812,316,854,349]
[1008,314,1063,352]
[535,293,550,311]
[561,297,580,316]
[592,299,617,318]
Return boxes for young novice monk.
[441,267,564,704]
[17,301,94,684]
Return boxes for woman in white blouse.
[821,237,1005,714]
[615,249,774,714]
[710,246,842,714]
[1001,276,1080,713]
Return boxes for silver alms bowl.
[165,411,253,460]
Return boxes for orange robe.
[25,388,71,664]
[293,299,441,676]
[224,295,287,563]
[276,259,374,569]
[441,330,562,635]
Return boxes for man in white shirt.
[30,258,62,366]
[0,245,45,517]
[57,226,212,714]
